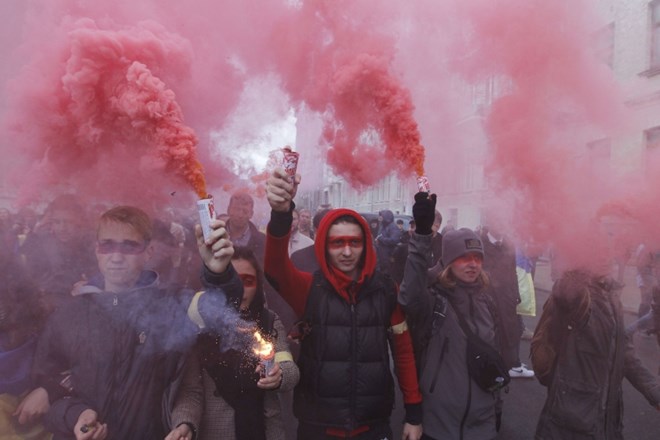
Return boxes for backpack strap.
[411,285,449,371]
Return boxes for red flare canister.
[281,147,299,182]
[416,175,431,193]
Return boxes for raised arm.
[264,169,313,317]
[398,192,437,320]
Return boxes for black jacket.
[294,271,398,429]
[535,272,660,439]
[33,266,243,440]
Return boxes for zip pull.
[113,296,118,306]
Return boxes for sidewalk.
[533,260,641,315]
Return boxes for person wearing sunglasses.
[399,193,500,440]
[196,247,299,440]
[30,205,246,440]
[264,169,423,440]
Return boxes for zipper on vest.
[350,302,358,428]
[113,295,118,306]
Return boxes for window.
[395,179,403,201]
[644,127,660,174]
[652,1,660,68]
[448,208,458,229]
[594,23,614,69]
[645,126,660,149]
[586,138,611,174]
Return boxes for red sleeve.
[390,303,423,405]
[264,230,313,318]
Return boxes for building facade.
[303,0,660,230]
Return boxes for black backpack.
[453,308,510,393]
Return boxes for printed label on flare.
[197,197,215,242]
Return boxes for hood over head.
[314,209,377,296]
[379,209,394,224]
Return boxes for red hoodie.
[264,208,422,435]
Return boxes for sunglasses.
[327,236,364,250]
[238,273,258,288]
[96,240,148,255]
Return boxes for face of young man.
[326,222,364,279]
[449,252,483,284]
[227,199,253,231]
[299,210,311,229]
[96,220,153,292]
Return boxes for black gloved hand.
[412,192,437,235]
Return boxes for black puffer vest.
[294,270,398,429]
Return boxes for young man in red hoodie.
[265,169,423,440]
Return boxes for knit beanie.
[441,228,484,266]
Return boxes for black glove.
[412,192,436,235]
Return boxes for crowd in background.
[1,176,659,440]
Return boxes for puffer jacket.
[399,233,498,440]
[264,207,422,434]
[294,271,397,428]
[535,271,660,440]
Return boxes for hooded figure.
[264,197,422,440]
[375,209,402,272]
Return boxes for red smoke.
[4,0,660,278]
[325,54,425,183]
[450,0,632,270]
[271,1,426,187]
[113,61,207,198]
[5,16,209,204]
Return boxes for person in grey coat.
[399,193,499,440]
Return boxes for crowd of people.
[1,168,659,440]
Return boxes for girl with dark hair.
[196,247,299,440]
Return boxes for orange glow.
[253,331,274,360]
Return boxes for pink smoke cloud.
[2,0,660,278]
[446,0,636,270]
[270,1,426,187]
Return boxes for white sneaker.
[509,363,535,378]
[521,327,534,341]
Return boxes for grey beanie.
[441,228,484,266]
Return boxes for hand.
[74,409,107,440]
[71,277,88,296]
[402,422,423,440]
[196,220,234,274]
[412,192,436,236]
[257,362,284,390]
[164,423,193,440]
[13,387,49,425]
[266,168,300,213]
